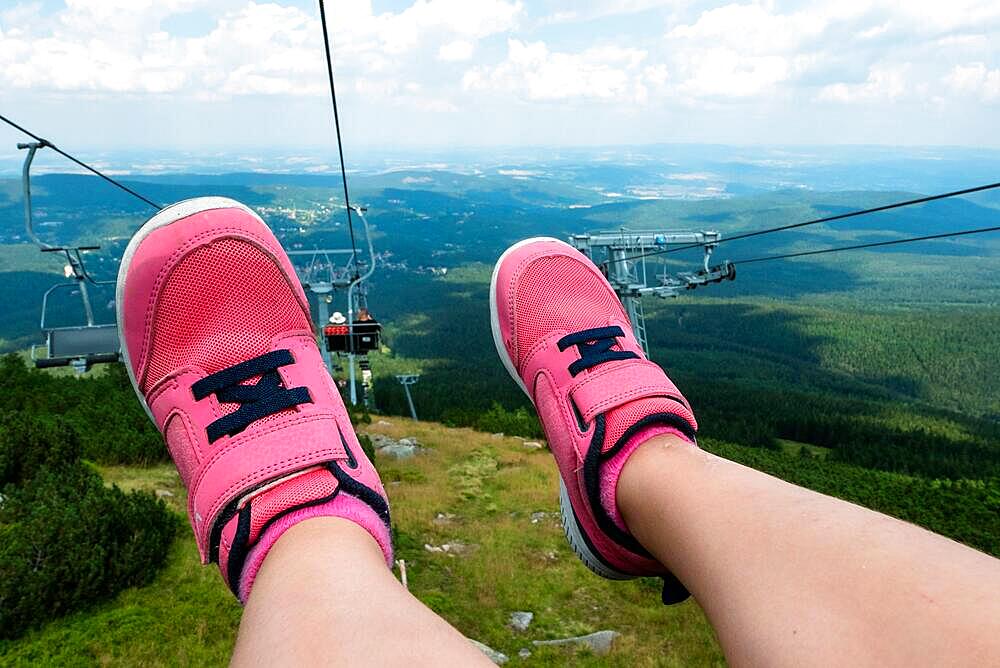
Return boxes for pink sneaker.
[490,237,697,603]
[116,197,392,602]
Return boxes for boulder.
[468,639,508,665]
[432,512,457,525]
[372,434,423,460]
[533,630,620,656]
[509,611,534,632]
[424,541,476,556]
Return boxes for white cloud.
[0,0,523,97]
[817,64,909,103]
[537,1,676,26]
[944,62,1000,101]
[667,3,828,55]
[662,0,1000,104]
[1,0,999,146]
[438,40,475,62]
[674,48,790,97]
[463,39,650,101]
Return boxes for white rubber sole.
[115,196,264,425]
[489,237,633,581]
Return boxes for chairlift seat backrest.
[323,321,381,354]
[47,324,120,358]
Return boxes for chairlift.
[287,206,383,407]
[20,141,120,373]
[323,316,382,354]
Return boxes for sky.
[0,0,998,155]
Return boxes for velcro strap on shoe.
[569,361,687,424]
[189,413,348,562]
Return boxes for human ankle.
[246,517,392,606]
[600,426,694,533]
[225,468,393,603]
[616,433,696,535]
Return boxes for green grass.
[4,417,997,665]
[0,537,242,667]
[2,421,726,667]
[776,439,832,459]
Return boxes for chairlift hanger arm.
[42,245,101,252]
[570,230,721,250]
[5,113,161,209]
[643,261,737,298]
[20,142,52,249]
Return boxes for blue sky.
[1,1,998,154]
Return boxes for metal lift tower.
[287,247,356,373]
[396,374,420,421]
[569,230,735,354]
[288,205,379,407]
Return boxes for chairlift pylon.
[288,205,382,407]
[19,141,121,373]
[570,229,736,354]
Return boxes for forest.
[370,267,1000,482]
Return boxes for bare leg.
[618,435,1000,667]
[231,517,492,667]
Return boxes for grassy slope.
[4,417,997,665]
[1,420,724,667]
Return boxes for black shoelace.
[191,350,312,443]
[557,326,639,377]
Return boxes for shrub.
[0,356,165,465]
[0,412,177,640]
[358,432,377,463]
[474,402,542,438]
[67,363,164,464]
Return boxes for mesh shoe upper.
[492,237,696,594]
[142,238,311,393]
[117,197,392,600]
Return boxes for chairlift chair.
[33,255,120,372]
[323,319,382,354]
[19,142,120,373]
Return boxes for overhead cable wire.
[317,0,360,276]
[607,181,1000,266]
[0,112,163,210]
[731,225,999,265]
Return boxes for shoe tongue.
[602,397,694,454]
[245,468,339,544]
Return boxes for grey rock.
[424,541,476,556]
[372,434,422,459]
[518,648,532,659]
[530,512,550,524]
[509,611,534,632]
[533,630,620,656]
[469,639,508,665]
[376,443,421,459]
